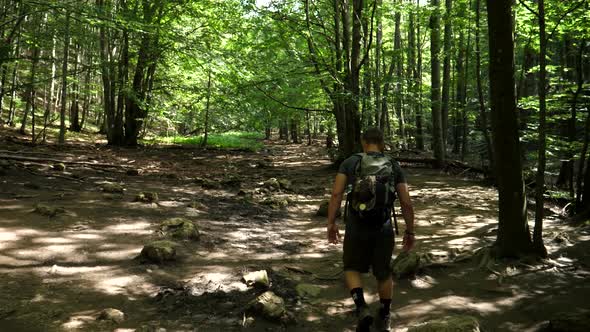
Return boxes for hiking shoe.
[355,305,373,332]
[374,310,392,332]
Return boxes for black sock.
[350,288,366,309]
[379,299,392,316]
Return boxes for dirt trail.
[1,134,589,332]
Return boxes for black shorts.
[343,215,395,280]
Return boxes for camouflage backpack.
[347,153,397,222]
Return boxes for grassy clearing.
[153,132,264,151]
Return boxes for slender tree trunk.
[394,4,406,148]
[430,0,445,167]
[476,0,494,174]
[441,0,452,148]
[201,68,212,148]
[487,0,533,257]
[532,0,548,257]
[416,0,424,150]
[43,27,57,142]
[454,30,465,155]
[59,9,70,144]
[69,45,81,132]
[373,0,382,128]
[462,4,472,160]
[20,45,40,136]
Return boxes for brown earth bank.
[1,129,589,332]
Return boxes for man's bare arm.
[396,183,414,232]
[328,174,347,224]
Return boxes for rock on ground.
[139,241,177,263]
[33,204,65,217]
[263,178,280,191]
[391,251,421,278]
[101,182,125,194]
[407,315,480,332]
[295,283,322,298]
[160,218,199,240]
[278,179,292,191]
[316,201,341,218]
[135,192,159,203]
[97,308,125,324]
[546,312,590,332]
[246,291,290,323]
[242,270,270,288]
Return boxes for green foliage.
[153,132,264,152]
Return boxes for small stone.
[52,163,66,171]
[126,169,141,176]
[221,176,242,188]
[135,192,158,203]
[97,308,125,324]
[160,218,199,240]
[188,201,206,210]
[101,182,125,194]
[263,178,280,191]
[34,204,65,217]
[242,270,270,288]
[547,311,590,332]
[408,315,480,332]
[261,197,289,209]
[278,179,292,191]
[316,201,341,218]
[139,241,177,263]
[391,251,421,278]
[295,283,322,298]
[24,182,41,190]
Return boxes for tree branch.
[517,0,539,18]
[547,0,587,41]
[254,85,330,113]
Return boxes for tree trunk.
[58,9,70,144]
[43,25,57,142]
[373,0,382,128]
[430,0,445,167]
[476,0,494,174]
[415,0,424,150]
[394,4,405,148]
[441,0,452,148]
[201,68,212,148]
[532,0,548,257]
[290,118,299,143]
[454,30,465,155]
[486,0,533,257]
[461,6,472,160]
[69,45,81,132]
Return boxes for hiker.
[327,127,415,332]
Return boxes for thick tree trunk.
[43,28,57,142]
[486,0,533,257]
[430,0,445,167]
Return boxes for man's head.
[361,127,385,152]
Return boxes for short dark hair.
[362,127,384,145]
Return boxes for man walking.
[327,127,415,332]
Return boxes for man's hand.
[327,223,341,244]
[402,232,415,252]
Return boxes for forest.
[0,0,589,331]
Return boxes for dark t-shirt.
[338,152,407,187]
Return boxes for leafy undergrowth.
[151,131,265,151]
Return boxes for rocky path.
[1,137,589,332]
